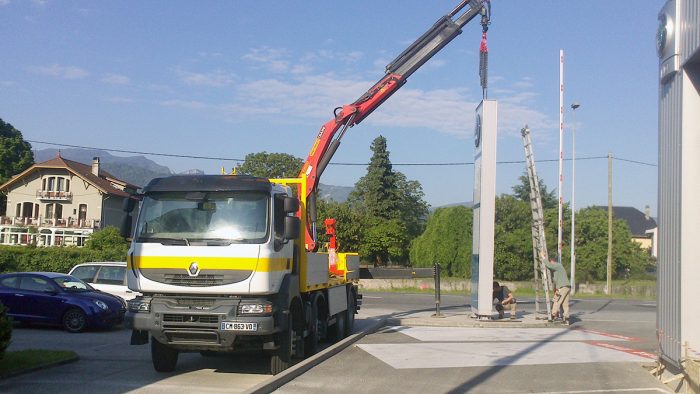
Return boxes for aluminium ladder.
[521,126,553,319]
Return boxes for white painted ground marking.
[386,326,631,342]
[539,389,668,393]
[356,341,653,369]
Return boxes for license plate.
[220,322,258,331]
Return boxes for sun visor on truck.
[143,175,272,193]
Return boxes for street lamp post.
[570,102,580,294]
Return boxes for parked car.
[68,262,139,301]
[0,272,126,332]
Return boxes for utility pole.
[570,102,580,294]
[607,152,613,295]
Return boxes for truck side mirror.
[123,197,136,213]
[283,197,299,214]
[283,216,300,241]
[120,215,133,239]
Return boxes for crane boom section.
[299,0,488,251]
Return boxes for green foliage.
[494,195,536,281]
[358,219,408,266]
[84,226,129,258]
[347,136,429,265]
[0,301,11,360]
[409,206,473,278]
[316,199,365,253]
[0,119,34,185]
[0,119,35,216]
[236,152,303,178]
[0,228,129,274]
[574,208,654,282]
[512,171,557,209]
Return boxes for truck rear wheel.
[328,312,346,343]
[344,286,356,337]
[151,338,179,372]
[304,293,324,356]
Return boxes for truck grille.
[163,314,219,324]
[140,268,253,286]
[175,297,217,307]
[164,274,223,286]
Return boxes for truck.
[123,0,490,375]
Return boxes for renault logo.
[188,262,200,276]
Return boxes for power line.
[28,139,247,162]
[28,139,656,168]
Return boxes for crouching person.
[493,281,517,320]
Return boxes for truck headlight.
[128,298,151,312]
[238,303,272,315]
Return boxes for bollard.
[432,263,443,317]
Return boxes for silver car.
[68,262,139,301]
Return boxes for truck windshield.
[135,191,270,244]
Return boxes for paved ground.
[274,293,671,394]
[0,293,671,393]
[0,318,380,393]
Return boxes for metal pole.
[570,103,580,294]
[558,50,564,266]
[433,263,442,317]
[607,153,613,295]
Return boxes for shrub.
[0,301,12,360]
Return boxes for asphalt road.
[0,292,668,393]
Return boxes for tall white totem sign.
[471,100,497,317]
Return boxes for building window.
[46,204,54,219]
[21,202,34,218]
[78,204,87,222]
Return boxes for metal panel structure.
[470,100,497,317]
[657,0,700,369]
[658,73,683,367]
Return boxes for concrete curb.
[0,353,79,380]
[245,317,387,394]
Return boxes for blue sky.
[0,0,662,214]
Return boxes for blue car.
[0,272,126,333]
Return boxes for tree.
[348,136,400,220]
[409,206,473,277]
[512,171,557,209]
[574,208,653,281]
[348,136,429,265]
[236,152,302,178]
[316,199,366,253]
[494,195,534,281]
[0,119,35,215]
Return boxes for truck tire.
[328,312,346,343]
[304,293,324,356]
[270,312,295,375]
[151,338,179,372]
[344,286,356,337]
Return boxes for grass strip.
[0,349,77,378]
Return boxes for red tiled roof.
[0,156,135,198]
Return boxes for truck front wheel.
[151,338,179,372]
[270,312,295,375]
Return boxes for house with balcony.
[0,154,138,247]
